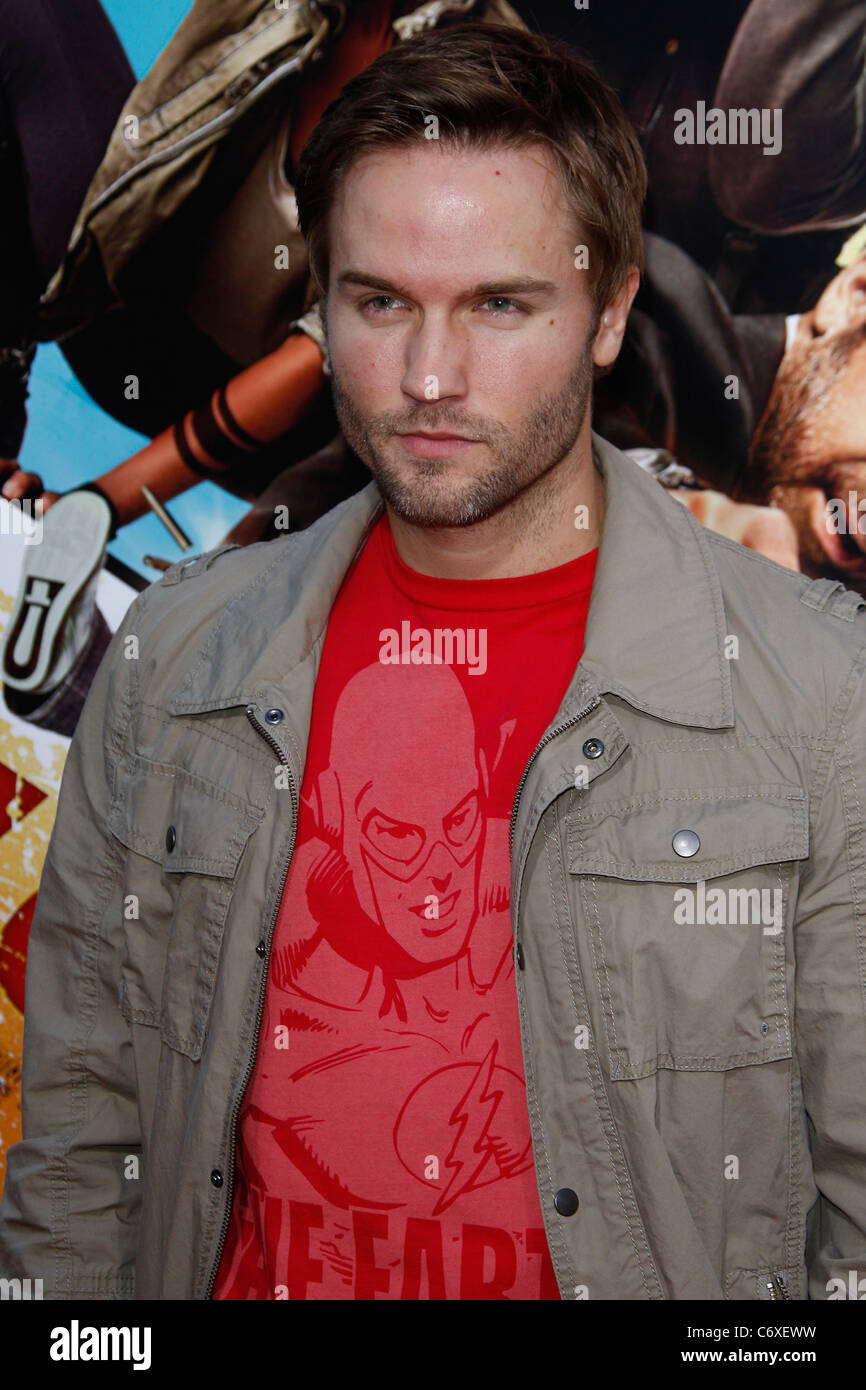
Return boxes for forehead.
[329,140,578,289]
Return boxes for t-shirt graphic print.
[213,513,597,1300]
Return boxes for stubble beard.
[746,326,866,577]
[328,335,596,528]
[749,325,864,500]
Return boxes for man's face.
[748,261,866,590]
[323,141,610,527]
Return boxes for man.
[745,252,866,585]
[1,22,865,1301]
[1,0,523,526]
[596,231,866,592]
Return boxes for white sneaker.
[2,491,112,694]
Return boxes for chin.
[390,499,478,527]
[377,476,487,528]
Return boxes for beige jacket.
[1,432,865,1299]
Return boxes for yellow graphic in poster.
[0,687,67,1197]
[0,501,138,1200]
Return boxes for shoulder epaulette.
[798,577,866,621]
[158,543,242,586]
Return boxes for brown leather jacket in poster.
[37,0,527,370]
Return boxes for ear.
[592,266,640,368]
[811,254,866,335]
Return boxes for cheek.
[827,391,866,452]
[331,322,396,397]
[470,333,565,403]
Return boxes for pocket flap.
[567,784,809,882]
[109,754,262,877]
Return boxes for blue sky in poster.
[102,0,189,76]
[18,1,248,580]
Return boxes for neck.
[385,420,603,580]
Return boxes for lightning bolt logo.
[434,1042,504,1215]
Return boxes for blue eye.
[481,297,523,315]
[358,294,525,317]
[361,295,401,314]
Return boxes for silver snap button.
[265,708,284,724]
[672,829,700,857]
[582,738,604,759]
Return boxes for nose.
[400,314,468,404]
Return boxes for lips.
[413,888,460,934]
[398,431,479,442]
[396,432,481,458]
[811,486,866,571]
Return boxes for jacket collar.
[581,432,734,728]
[168,430,734,730]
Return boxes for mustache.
[770,471,866,496]
[383,418,488,438]
[764,474,827,491]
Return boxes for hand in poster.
[0,459,60,512]
[671,486,801,572]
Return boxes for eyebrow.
[336,269,558,299]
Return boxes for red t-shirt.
[212,514,597,1300]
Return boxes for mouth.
[809,485,866,572]
[414,888,459,934]
[396,431,481,458]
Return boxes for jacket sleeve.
[796,643,866,1298]
[289,301,330,376]
[0,591,148,1298]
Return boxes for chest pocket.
[566,785,809,1078]
[108,754,262,1061]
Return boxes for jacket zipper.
[508,695,599,860]
[767,1272,789,1300]
[202,703,299,1298]
[204,690,597,1292]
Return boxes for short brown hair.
[294,21,646,318]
